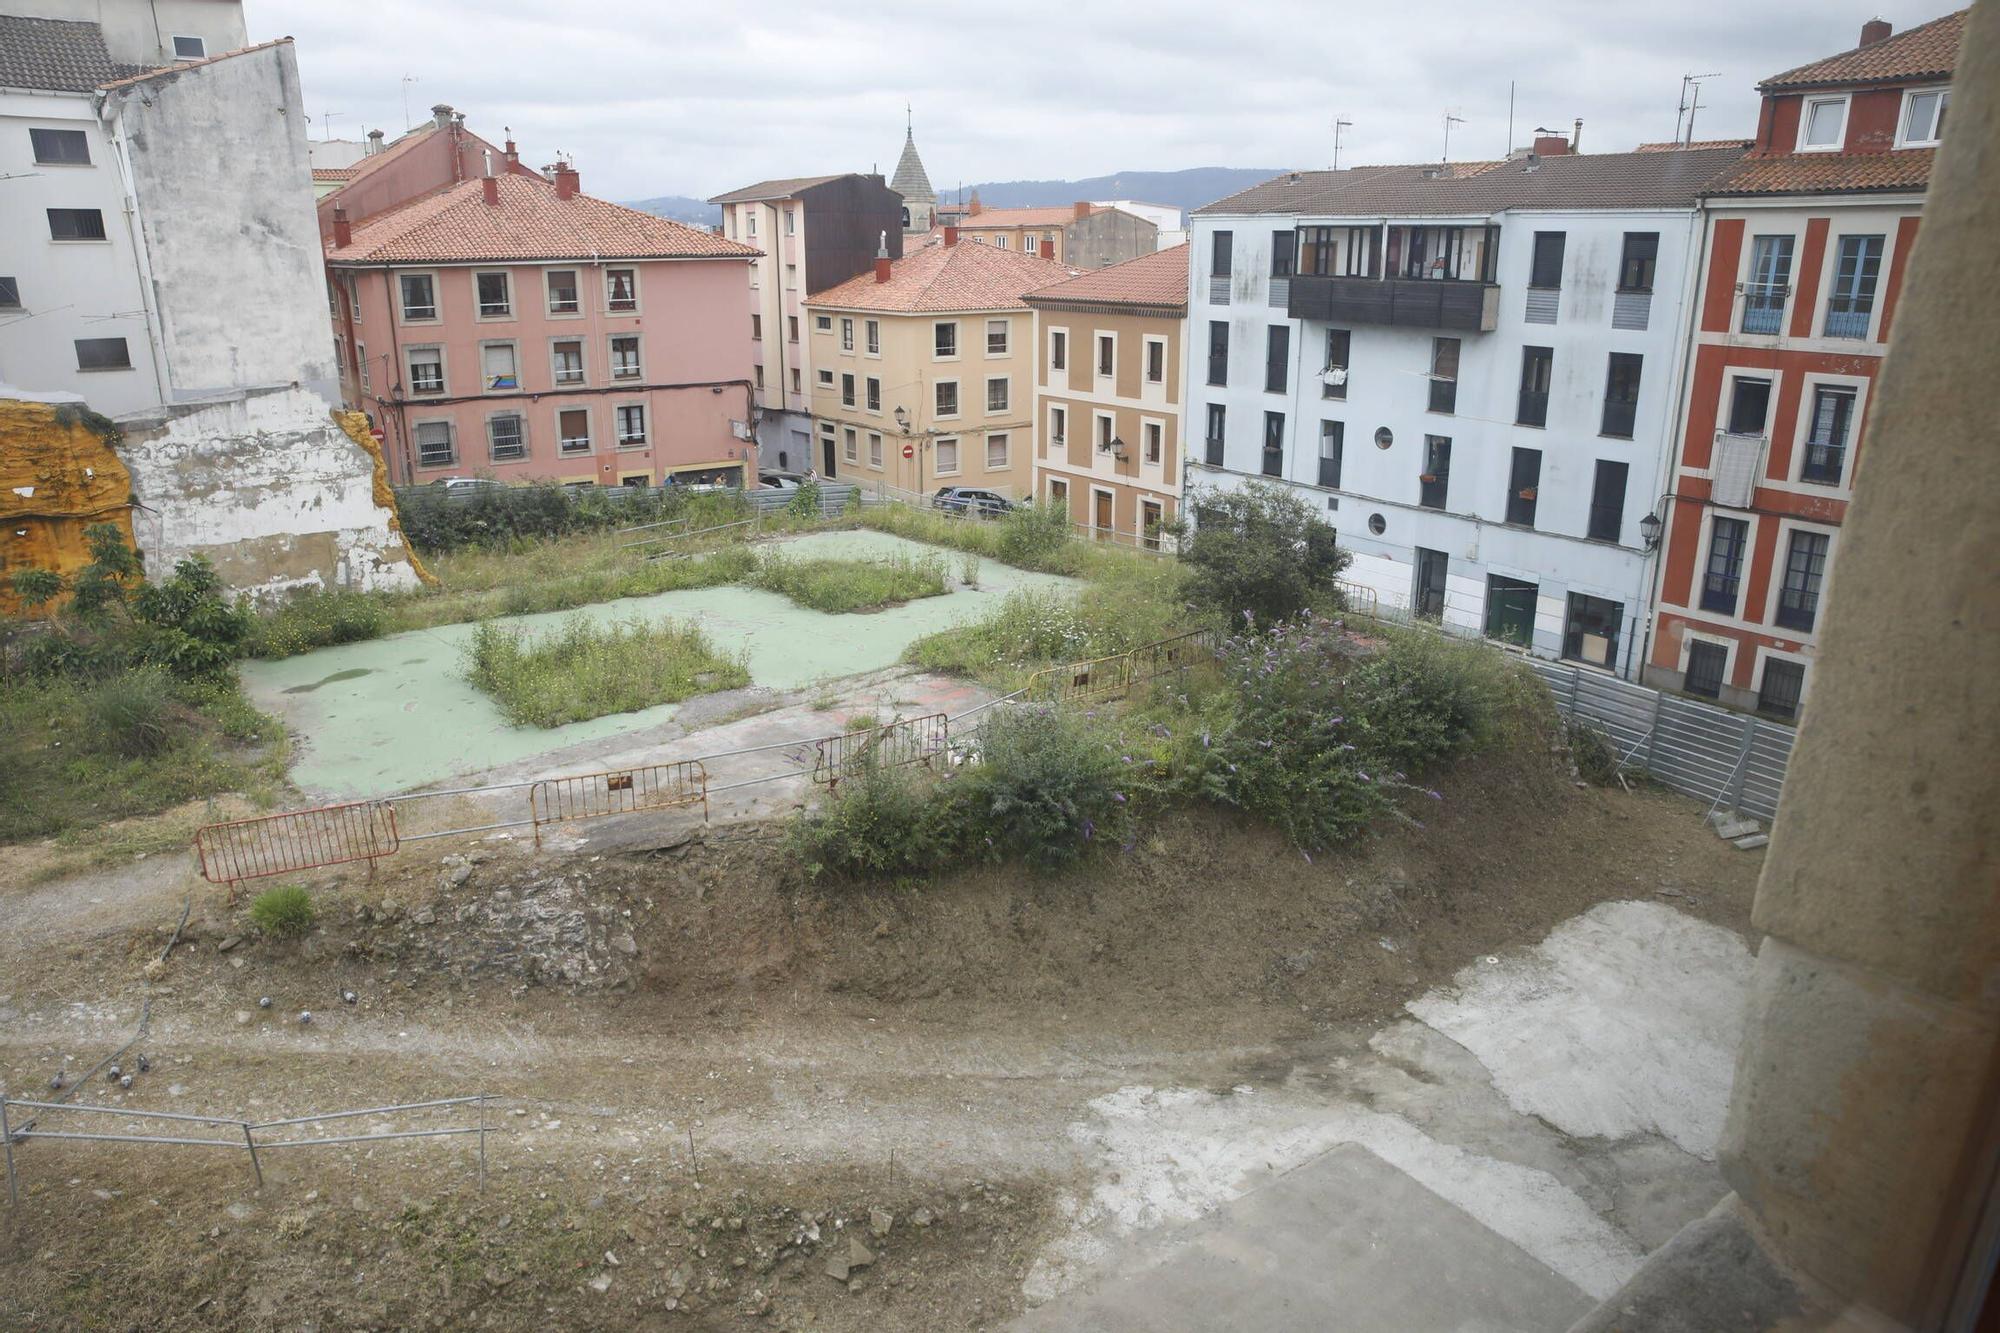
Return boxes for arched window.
[900,206,911,228]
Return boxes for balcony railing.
[1204,438,1224,467]
[1824,307,1872,340]
[1260,448,1283,477]
[1288,274,1499,333]
[1741,285,1787,334]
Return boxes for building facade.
[1186,142,1747,677]
[710,173,906,471]
[957,200,1159,267]
[803,231,1075,496]
[1025,244,1187,545]
[1643,12,1962,720]
[325,163,761,488]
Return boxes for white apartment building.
[1185,141,1747,677]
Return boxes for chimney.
[554,160,579,201]
[1533,134,1570,157]
[1859,17,1892,46]
[365,128,384,156]
[331,204,351,248]
[943,225,958,247]
[504,135,519,169]
[1572,118,1583,153]
[431,103,454,130]
[481,148,498,206]
[1073,201,1092,221]
[874,231,892,282]
[967,191,982,217]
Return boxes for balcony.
[1289,274,1499,332]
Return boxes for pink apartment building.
[323,145,760,487]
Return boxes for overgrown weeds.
[749,549,950,613]
[246,590,386,658]
[462,614,750,727]
[248,884,315,938]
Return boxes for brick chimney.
[554,161,579,201]
[331,204,351,248]
[504,136,519,169]
[874,231,892,282]
[1073,201,1092,220]
[967,191,983,217]
[1533,134,1571,157]
[1859,17,1892,46]
[482,175,499,205]
[943,225,958,247]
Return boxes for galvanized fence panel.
[527,760,709,847]
[812,714,951,790]
[194,800,399,888]
[1026,652,1133,706]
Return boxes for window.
[1517,346,1552,426]
[816,369,833,387]
[987,319,1009,355]
[1684,640,1728,698]
[407,347,444,395]
[1742,235,1794,334]
[347,275,361,320]
[616,404,647,446]
[785,208,796,235]
[416,421,455,468]
[1096,414,1115,453]
[74,337,130,371]
[1322,328,1350,399]
[866,377,881,412]
[1800,95,1847,150]
[1270,230,1296,278]
[934,321,957,357]
[751,314,763,340]
[1206,322,1228,386]
[1758,659,1806,720]
[1145,339,1165,385]
[30,128,89,165]
[0,277,19,309]
[1825,235,1884,339]
[606,268,637,311]
[935,437,959,473]
[557,409,589,453]
[1428,337,1459,413]
[867,431,882,467]
[1486,575,1537,647]
[1802,386,1856,485]
[1505,447,1540,526]
[839,318,854,352]
[610,335,641,380]
[784,264,797,289]
[172,34,206,58]
[745,210,758,237]
[753,364,764,390]
[986,376,1008,412]
[814,314,832,333]
[1205,404,1226,466]
[1775,530,1830,631]
[47,208,106,241]
[478,413,522,461]
[546,269,579,314]
[841,373,856,408]
[1144,421,1162,465]
[993,235,1008,249]
[1025,234,1038,254]
[1900,88,1949,147]
[1211,231,1232,277]
[1617,232,1659,294]
[1701,517,1750,613]
[1264,325,1289,393]
[1563,593,1623,668]
[475,272,512,318]
[1602,353,1642,438]
[1051,329,1067,371]
[935,381,958,416]
[986,433,1009,469]
[1529,231,1566,289]
[1262,412,1285,476]
[1727,376,1772,435]
[552,340,584,386]
[357,343,370,394]
[1317,420,1343,488]
[1096,333,1115,378]
[400,273,437,321]
[1050,405,1067,446]
[1420,435,1452,510]
[788,316,799,342]
[866,319,880,354]
[790,368,801,393]
[845,427,859,464]
[1588,460,1629,543]
[481,342,518,391]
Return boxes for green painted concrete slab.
[240,531,1070,800]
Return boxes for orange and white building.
[1644,11,1963,721]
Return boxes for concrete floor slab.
[1012,1143,1595,1333]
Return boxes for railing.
[528,760,709,848]
[812,713,950,791]
[194,800,400,891]
[1026,627,1224,706]
[1740,286,1787,334]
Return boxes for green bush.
[1343,629,1522,772]
[786,479,825,521]
[995,502,1075,571]
[11,530,249,681]
[785,760,955,882]
[247,589,387,658]
[1175,483,1350,625]
[750,550,949,614]
[462,614,750,727]
[83,667,175,757]
[249,884,315,938]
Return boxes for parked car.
[759,472,803,491]
[933,486,1014,518]
[429,476,505,491]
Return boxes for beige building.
[803,231,1075,498]
[1025,245,1188,546]
[956,199,1158,267]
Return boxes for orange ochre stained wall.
[0,399,136,616]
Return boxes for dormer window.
[1898,88,1949,148]
[1798,95,1849,152]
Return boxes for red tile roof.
[96,37,294,91]
[1024,244,1189,312]
[311,165,358,182]
[1634,140,1752,152]
[805,239,1078,313]
[326,173,760,264]
[1761,9,1967,90]
[963,205,1098,228]
[1705,149,1936,197]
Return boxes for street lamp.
[893,405,910,434]
[1639,509,1664,552]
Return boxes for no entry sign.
[901,443,915,459]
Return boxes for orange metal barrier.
[527,761,709,847]
[194,800,400,891]
[812,713,949,791]
[1025,652,1132,705]
[1125,627,1221,687]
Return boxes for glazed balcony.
[1288,274,1500,332]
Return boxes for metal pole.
[477,1097,487,1193]
[242,1123,264,1189]
[2,1096,19,1208]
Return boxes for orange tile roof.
[311,165,359,182]
[326,172,760,264]
[1706,149,1936,197]
[97,37,294,90]
[805,239,1078,313]
[1024,243,1189,312]
[963,205,1098,228]
[1761,9,1967,89]
[1634,139,1752,152]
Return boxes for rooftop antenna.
[314,110,344,141]
[400,73,420,131]
[1675,72,1722,145]
[1332,115,1353,170]
[1507,80,1515,155]
[1442,111,1466,162]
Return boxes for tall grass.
[749,549,950,613]
[462,614,750,728]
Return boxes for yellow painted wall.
[0,399,136,616]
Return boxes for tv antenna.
[314,110,344,142]
[400,73,420,131]
[1674,72,1722,145]
[1442,111,1466,162]
[1332,116,1353,170]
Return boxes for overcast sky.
[250,0,1953,204]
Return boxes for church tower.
[890,113,937,236]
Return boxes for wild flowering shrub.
[951,704,1131,871]
[1342,627,1523,771]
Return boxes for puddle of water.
[241,530,1075,799]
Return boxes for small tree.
[1175,482,1350,625]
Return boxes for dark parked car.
[933,486,1014,518]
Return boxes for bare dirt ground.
[0,745,1763,1331]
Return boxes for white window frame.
[985,432,1010,471]
[985,375,1009,415]
[615,403,648,448]
[545,268,582,317]
[1675,628,1741,694]
[609,333,643,382]
[1783,372,1867,495]
[357,341,370,394]
[488,411,530,463]
[1048,404,1067,451]
[1796,94,1850,153]
[1095,410,1116,454]
[1896,86,1949,148]
[866,430,881,469]
[1048,325,1069,375]
[170,34,206,59]
[473,270,514,320]
[934,436,961,476]
[606,267,640,314]
[1024,233,1039,255]
[479,339,520,392]
[933,320,960,361]
[934,378,961,419]
[1759,517,1838,639]
[1751,644,1813,717]
[413,419,456,469]
[865,319,881,356]
[555,405,592,455]
[1687,507,1765,628]
[865,376,882,414]
[405,344,446,396]
[816,368,834,387]
[986,319,1010,357]
[1142,417,1165,467]
[814,314,833,333]
[1142,335,1168,387]
[397,270,440,324]
[1095,332,1117,382]
[347,274,361,321]
[840,317,855,353]
[550,336,587,388]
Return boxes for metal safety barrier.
[1026,652,1133,705]
[1126,627,1221,687]
[812,713,950,791]
[528,760,709,848]
[1336,580,1380,620]
[194,800,400,891]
